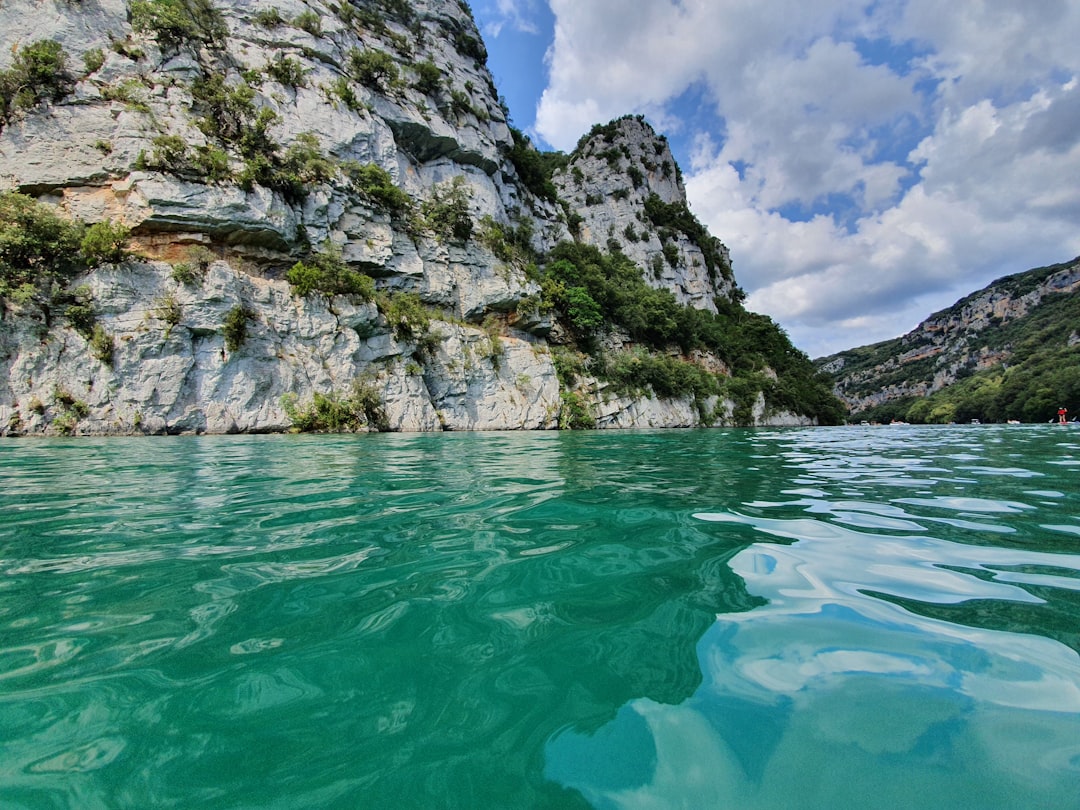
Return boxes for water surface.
[2,426,1079,808]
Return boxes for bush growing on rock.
[349,49,399,90]
[222,305,251,352]
[377,291,431,340]
[265,54,307,88]
[412,59,443,96]
[130,0,228,50]
[292,10,323,37]
[252,8,283,28]
[0,40,72,126]
[0,192,83,300]
[282,380,389,432]
[81,220,131,265]
[422,177,473,242]
[286,244,375,300]
[83,48,106,75]
[343,162,413,217]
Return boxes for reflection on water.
[1,426,1079,808]
[546,426,1080,809]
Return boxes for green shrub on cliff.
[343,162,413,216]
[0,39,72,126]
[282,380,389,432]
[286,244,376,300]
[422,177,473,242]
[222,305,251,352]
[0,192,83,301]
[349,49,399,90]
[130,0,228,49]
[81,220,131,265]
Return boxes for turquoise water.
[2,426,1079,808]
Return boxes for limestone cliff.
[0,0,833,435]
[819,257,1080,415]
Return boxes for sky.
[470,0,1080,359]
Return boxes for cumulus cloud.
[476,0,541,37]
[533,0,1080,357]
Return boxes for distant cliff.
[0,0,841,435]
[818,257,1080,422]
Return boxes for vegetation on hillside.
[825,259,1080,424]
[534,242,844,425]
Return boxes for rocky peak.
[553,115,734,312]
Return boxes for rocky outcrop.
[0,0,821,435]
[554,116,735,312]
[820,257,1080,413]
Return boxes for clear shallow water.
[1,426,1079,809]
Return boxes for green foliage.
[90,323,114,364]
[454,30,487,65]
[0,192,84,301]
[281,132,334,183]
[328,77,364,112]
[564,286,603,332]
[627,165,644,188]
[100,78,150,112]
[252,8,283,27]
[222,305,251,352]
[292,10,323,36]
[140,134,190,173]
[830,258,1080,425]
[540,241,844,424]
[558,390,594,430]
[0,40,72,125]
[550,346,586,387]
[171,244,214,284]
[265,54,307,87]
[421,176,473,242]
[154,293,182,332]
[851,288,1080,425]
[130,0,228,49]
[662,241,679,268]
[192,144,232,181]
[349,48,399,89]
[83,48,106,75]
[343,161,413,216]
[413,59,443,96]
[477,215,536,272]
[234,122,331,202]
[286,243,375,299]
[51,389,90,435]
[80,220,131,265]
[63,285,97,338]
[377,291,431,340]
[643,193,731,281]
[191,73,256,142]
[604,349,719,401]
[282,379,389,432]
[506,127,561,202]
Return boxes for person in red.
[1059,406,1068,424]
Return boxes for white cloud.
[534,0,1080,357]
[476,0,541,38]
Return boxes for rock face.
[819,257,1080,413]
[554,116,735,312]
[0,0,818,435]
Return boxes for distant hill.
[817,257,1080,423]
